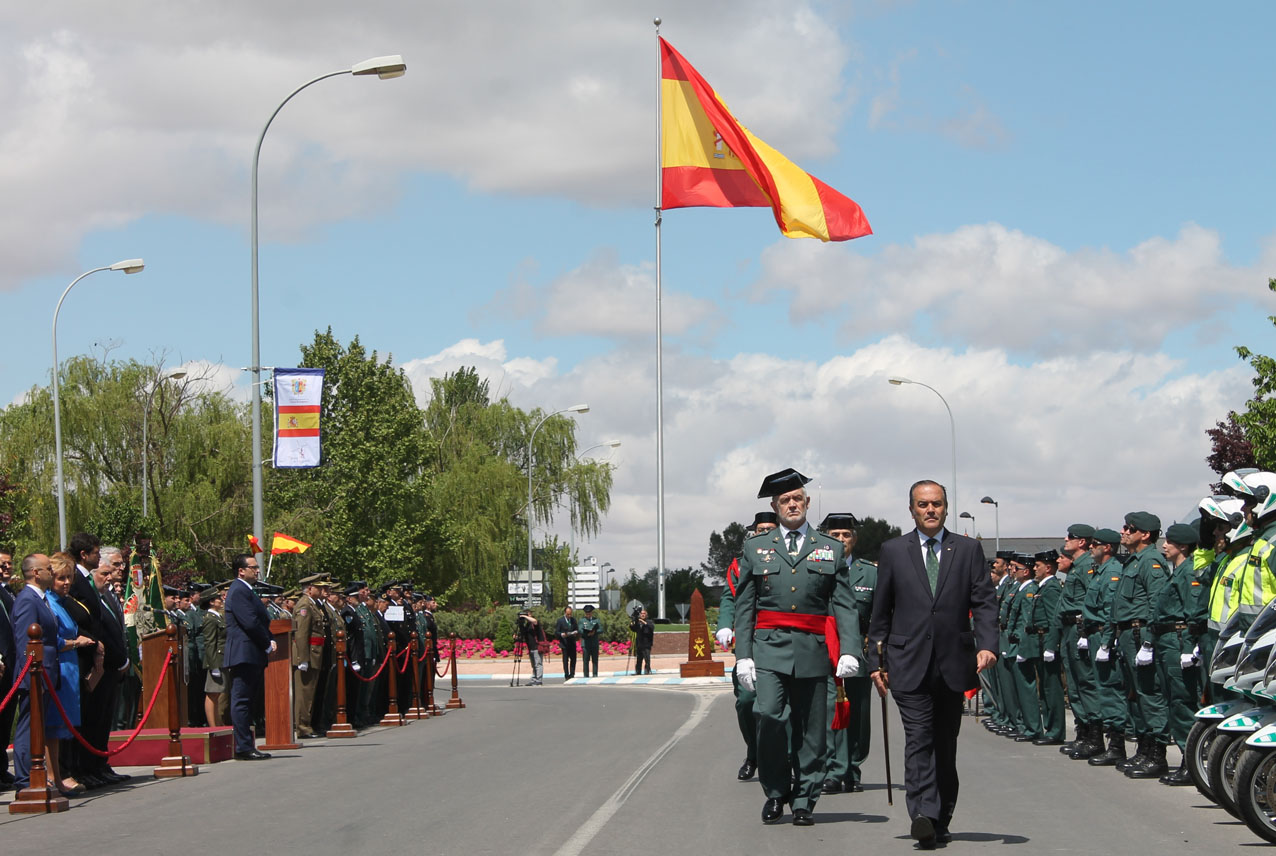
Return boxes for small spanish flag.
[248,534,264,555]
[271,532,311,555]
[660,37,871,242]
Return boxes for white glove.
[835,654,860,678]
[1077,636,1089,651]
[735,658,756,692]
[1095,645,1110,662]
[352,662,362,672]
[715,627,734,648]
[298,662,309,671]
[1016,655,1025,663]
[1043,650,1056,663]
[267,640,277,654]
[1180,653,1196,669]
[1193,644,1201,659]
[1135,643,1154,667]
[211,668,221,678]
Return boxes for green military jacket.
[184,606,206,665]
[734,527,857,679]
[1109,546,1170,625]
[1056,551,1095,617]
[1031,575,1063,653]
[1007,579,1038,658]
[997,576,1018,656]
[579,614,602,645]
[201,609,226,672]
[292,594,327,669]
[847,557,877,657]
[358,602,383,662]
[1081,558,1122,628]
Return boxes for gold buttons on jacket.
[791,604,797,611]
[791,569,797,574]
[791,586,796,592]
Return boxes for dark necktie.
[925,537,940,593]
[787,531,800,554]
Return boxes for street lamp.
[249,55,407,565]
[981,496,1000,554]
[888,376,957,520]
[569,441,620,577]
[52,259,145,549]
[526,404,589,605]
[141,369,187,519]
[958,510,975,537]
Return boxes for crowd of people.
[716,466,1276,848]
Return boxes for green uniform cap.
[1165,522,1198,546]
[1066,523,1095,539]
[1124,511,1161,532]
[1093,528,1120,545]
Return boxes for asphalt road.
[1,682,1263,854]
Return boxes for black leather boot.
[1127,740,1168,779]
[1159,760,1192,786]
[1088,728,1128,766]
[1060,721,1085,754]
[1068,723,1104,759]
[1116,734,1147,772]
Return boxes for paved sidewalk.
[452,651,736,683]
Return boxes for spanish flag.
[660,38,871,242]
[271,532,311,555]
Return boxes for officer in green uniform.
[200,585,229,725]
[579,604,602,677]
[1026,551,1065,744]
[1148,523,1202,784]
[1053,525,1099,754]
[1110,511,1171,778]
[982,553,1014,733]
[291,575,328,738]
[717,511,777,781]
[1007,555,1042,741]
[1082,528,1128,764]
[818,513,876,794]
[353,581,381,728]
[994,555,1028,737]
[734,469,857,826]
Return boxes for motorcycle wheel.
[1186,719,1221,802]
[1208,731,1247,819]
[1237,746,1276,844]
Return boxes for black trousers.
[582,641,600,676]
[893,661,966,827]
[634,647,652,674]
[0,677,16,776]
[227,664,264,754]
[561,644,577,678]
[78,668,121,773]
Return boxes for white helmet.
[1242,471,1276,521]
[1223,468,1261,496]
[1200,495,1250,543]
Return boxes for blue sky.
[2,1,1272,577]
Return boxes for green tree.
[854,516,903,563]
[701,521,748,582]
[1230,278,1276,470]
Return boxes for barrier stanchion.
[327,630,357,738]
[425,636,444,716]
[406,632,427,720]
[446,633,465,710]
[378,635,404,727]
[9,624,69,814]
[154,624,199,778]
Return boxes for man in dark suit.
[80,559,131,786]
[867,480,998,849]
[0,547,17,788]
[223,554,274,760]
[11,554,62,791]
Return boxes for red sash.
[755,609,847,730]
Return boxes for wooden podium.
[260,618,300,751]
[680,589,725,678]
[141,624,187,728]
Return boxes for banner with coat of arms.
[272,367,325,468]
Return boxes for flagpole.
[266,552,275,582]
[653,17,667,621]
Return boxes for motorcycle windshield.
[1246,601,1276,642]
[1213,637,1245,674]
[1234,639,1276,686]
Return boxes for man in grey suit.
[866,480,998,849]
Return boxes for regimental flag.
[271,532,311,555]
[272,367,325,468]
[659,37,871,242]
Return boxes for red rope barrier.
[434,651,450,678]
[348,647,393,683]
[42,651,172,757]
[396,644,412,673]
[0,654,33,714]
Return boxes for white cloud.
[753,222,1274,357]
[0,1,853,290]
[400,334,1253,583]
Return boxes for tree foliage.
[1207,278,1276,477]
[701,521,748,582]
[851,516,902,563]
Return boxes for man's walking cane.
[877,640,894,806]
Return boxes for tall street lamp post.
[981,495,1000,554]
[959,510,975,537]
[249,55,407,564]
[888,376,957,520]
[52,259,145,549]
[142,370,187,519]
[526,404,589,605]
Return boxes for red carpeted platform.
[107,727,234,766]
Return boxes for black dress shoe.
[104,768,132,783]
[821,778,844,794]
[1013,734,1036,742]
[0,771,15,786]
[936,828,953,844]
[737,759,757,781]
[79,773,106,790]
[848,782,864,793]
[792,808,814,826]
[1032,737,1064,746]
[234,750,272,760]
[762,797,786,824]
[911,815,937,849]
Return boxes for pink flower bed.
[437,638,632,658]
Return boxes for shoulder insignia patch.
[298,608,308,616]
